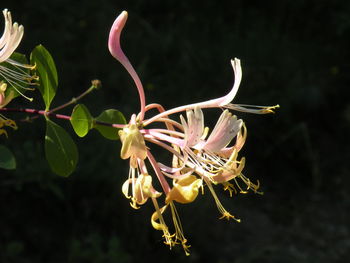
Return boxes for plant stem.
[1,107,71,120]
[17,81,100,122]
[49,81,99,114]
[0,107,125,128]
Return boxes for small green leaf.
[0,145,16,170]
[70,104,93,137]
[30,45,58,110]
[45,119,78,177]
[94,109,126,140]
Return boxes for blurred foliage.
[1,0,350,262]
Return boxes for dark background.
[1,0,349,262]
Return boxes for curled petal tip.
[230,58,241,68]
[116,10,128,24]
[117,10,128,24]
[217,57,242,106]
[108,10,129,60]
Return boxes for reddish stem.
[0,107,126,128]
[0,107,71,120]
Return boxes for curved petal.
[122,178,133,199]
[203,110,242,152]
[216,58,242,106]
[119,124,147,168]
[108,11,146,120]
[0,10,24,63]
[138,174,162,199]
[165,175,202,204]
[186,107,204,147]
[151,203,168,231]
[143,58,242,126]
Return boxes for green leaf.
[93,109,126,140]
[45,119,78,177]
[30,45,58,110]
[0,145,16,170]
[70,104,93,137]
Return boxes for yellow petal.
[166,175,202,204]
[139,174,161,199]
[234,122,247,152]
[122,174,161,207]
[121,178,132,199]
[151,202,168,231]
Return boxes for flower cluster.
[109,11,278,254]
[0,9,36,136]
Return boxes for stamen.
[226,103,280,114]
[238,173,262,194]
[204,178,240,222]
[6,59,36,70]
[222,182,238,197]
[169,201,191,256]
[233,177,248,194]
[0,114,17,137]
[0,70,33,101]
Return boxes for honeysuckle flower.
[109,11,278,254]
[0,9,36,102]
[122,173,161,209]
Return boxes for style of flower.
[109,11,278,255]
[0,9,36,103]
